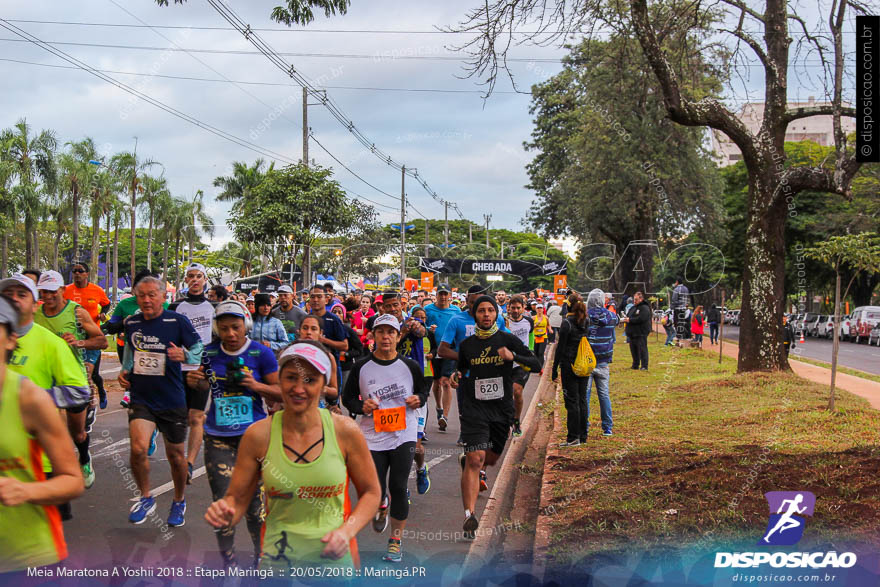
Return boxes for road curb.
[462,350,554,576]
[532,378,562,584]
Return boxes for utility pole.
[444,202,449,251]
[302,87,310,289]
[500,241,504,260]
[130,136,138,286]
[400,166,406,290]
[483,214,492,250]
[302,87,309,167]
[469,222,472,244]
[424,218,429,258]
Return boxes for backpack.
[572,334,597,377]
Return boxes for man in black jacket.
[623,291,652,370]
[707,304,722,345]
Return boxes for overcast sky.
[0,1,862,249]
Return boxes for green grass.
[544,338,880,565]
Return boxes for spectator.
[585,289,618,437]
[707,304,721,345]
[662,309,676,346]
[691,305,705,346]
[251,293,288,351]
[782,315,795,358]
[207,284,229,303]
[623,291,651,370]
[671,277,690,340]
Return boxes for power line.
[0,56,526,94]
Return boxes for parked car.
[869,323,880,346]
[729,310,741,326]
[802,313,821,337]
[817,315,835,338]
[839,314,852,342]
[849,306,880,344]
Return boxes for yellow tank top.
[0,373,67,572]
[260,409,357,571]
[534,314,549,341]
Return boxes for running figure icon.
[759,491,816,546]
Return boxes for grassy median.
[544,336,880,565]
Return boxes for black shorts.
[430,356,444,376]
[65,401,89,414]
[460,415,510,455]
[185,378,210,411]
[441,358,458,378]
[128,403,188,445]
[511,367,530,388]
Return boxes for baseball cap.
[0,294,22,335]
[437,284,451,293]
[277,285,293,294]
[536,303,545,309]
[36,270,65,291]
[185,262,207,276]
[0,274,39,301]
[278,342,332,375]
[372,313,400,332]
[467,284,487,295]
[215,300,249,320]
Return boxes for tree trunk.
[302,242,311,290]
[90,213,100,283]
[130,181,136,282]
[1,234,8,278]
[32,227,40,270]
[830,271,840,411]
[147,206,154,271]
[174,233,181,293]
[53,231,61,272]
[72,185,79,264]
[105,213,112,293]
[162,230,170,283]
[113,215,120,299]
[737,171,788,372]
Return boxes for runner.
[34,270,107,489]
[64,261,111,409]
[505,295,534,437]
[342,314,428,563]
[307,285,348,384]
[532,303,552,367]
[169,262,217,485]
[271,284,306,344]
[186,300,280,569]
[103,270,168,408]
[251,294,289,351]
[118,276,204,527]
[205,341,381,572]
[0,295,85,573]
[453,295,540,535]
[1,275,91,521]
[422,285,460,432]
[296,315,340,408]
[409,305,432,494]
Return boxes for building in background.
[712,97,856,167]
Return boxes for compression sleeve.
[122,337,134,372]
[341,358,366,415]
[184,341,204,365]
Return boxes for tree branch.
[781,156,862,198]
[783,104,856,124]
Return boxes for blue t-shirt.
[314,310,346,382]
[441,311,508,351]
[202,339,278,437]
[423,303,461,341]
[124,310,201,411]
[398,325,425,369]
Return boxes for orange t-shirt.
[64,283,110,323]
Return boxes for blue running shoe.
[99,395,108,410]
[382,539,402,563]
[147,429,158,456]
[129,496,156,524]
[167,499,186,527]
[416,466,431,495]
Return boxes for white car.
[817,315,835,338]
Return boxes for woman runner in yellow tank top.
[0,295,84,573]
[205,340,380,572]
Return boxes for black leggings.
[371,441,416,521]
[92,352,106,398]
[534,341,547,367]
[204,435,263,564]
[560,363,589,443]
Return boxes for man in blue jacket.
[586,288,619,436]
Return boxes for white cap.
[278,342,332,375]
[185,262,207,276]
[0,274,39,301]
[36,270,65,291]
[215,300,249,320]
[373,313,400,332]
[246,295,255,302]
[277,285,293,294]
[536,303,545,309]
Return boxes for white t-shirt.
[354,356,422,451]
[174,299,214,371]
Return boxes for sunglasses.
[72,268,87,273]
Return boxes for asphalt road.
[718,325,880,375]
[43,354,543,584]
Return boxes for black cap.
[437,284,451,293]
[467,284,487,296]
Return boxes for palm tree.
[213,159,270,203]
[156,197,187,289]
[58,138,99,266]
[3,119,57,267]
[89,167,119,283]
[111,150,160,281]
[0,133,16,277]
[182,190,215,265]
[138,174,171,271]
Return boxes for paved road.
[50,355,543,583]
[719,326,880,375]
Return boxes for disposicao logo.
[714,491,857,570]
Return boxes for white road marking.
[92,438,130,458]
[133,466,207,501]
[409,453,452,479]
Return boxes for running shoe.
[603,429,613,437]
[416,466,431,495]
[120,393,130,408]
[438,416,448,432]
[463,511,479,533]
[85,406,96,434]
[372,496,389,533]
[129,496,156,524]
[82,461,95,489]
[147,429,159,457]
[420,433,429,443]
[406,488,411,505]
[512,420,523,437]
[558,439,581,447]
[479,470,489,492]
[456,437,466,447]
[99,393,108,410]
[167,499,186,527]
[186,462,193,485]
[382,539,402,562]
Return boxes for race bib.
[133,350,166,376]
[475,376,504,401]
[215,396,253,427]
[373,406,406,433]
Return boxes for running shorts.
[185,380,210,412]
[84,349,101,365]
[128,403,188,445]
[460,414,510,455]
[511,366,530,388]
